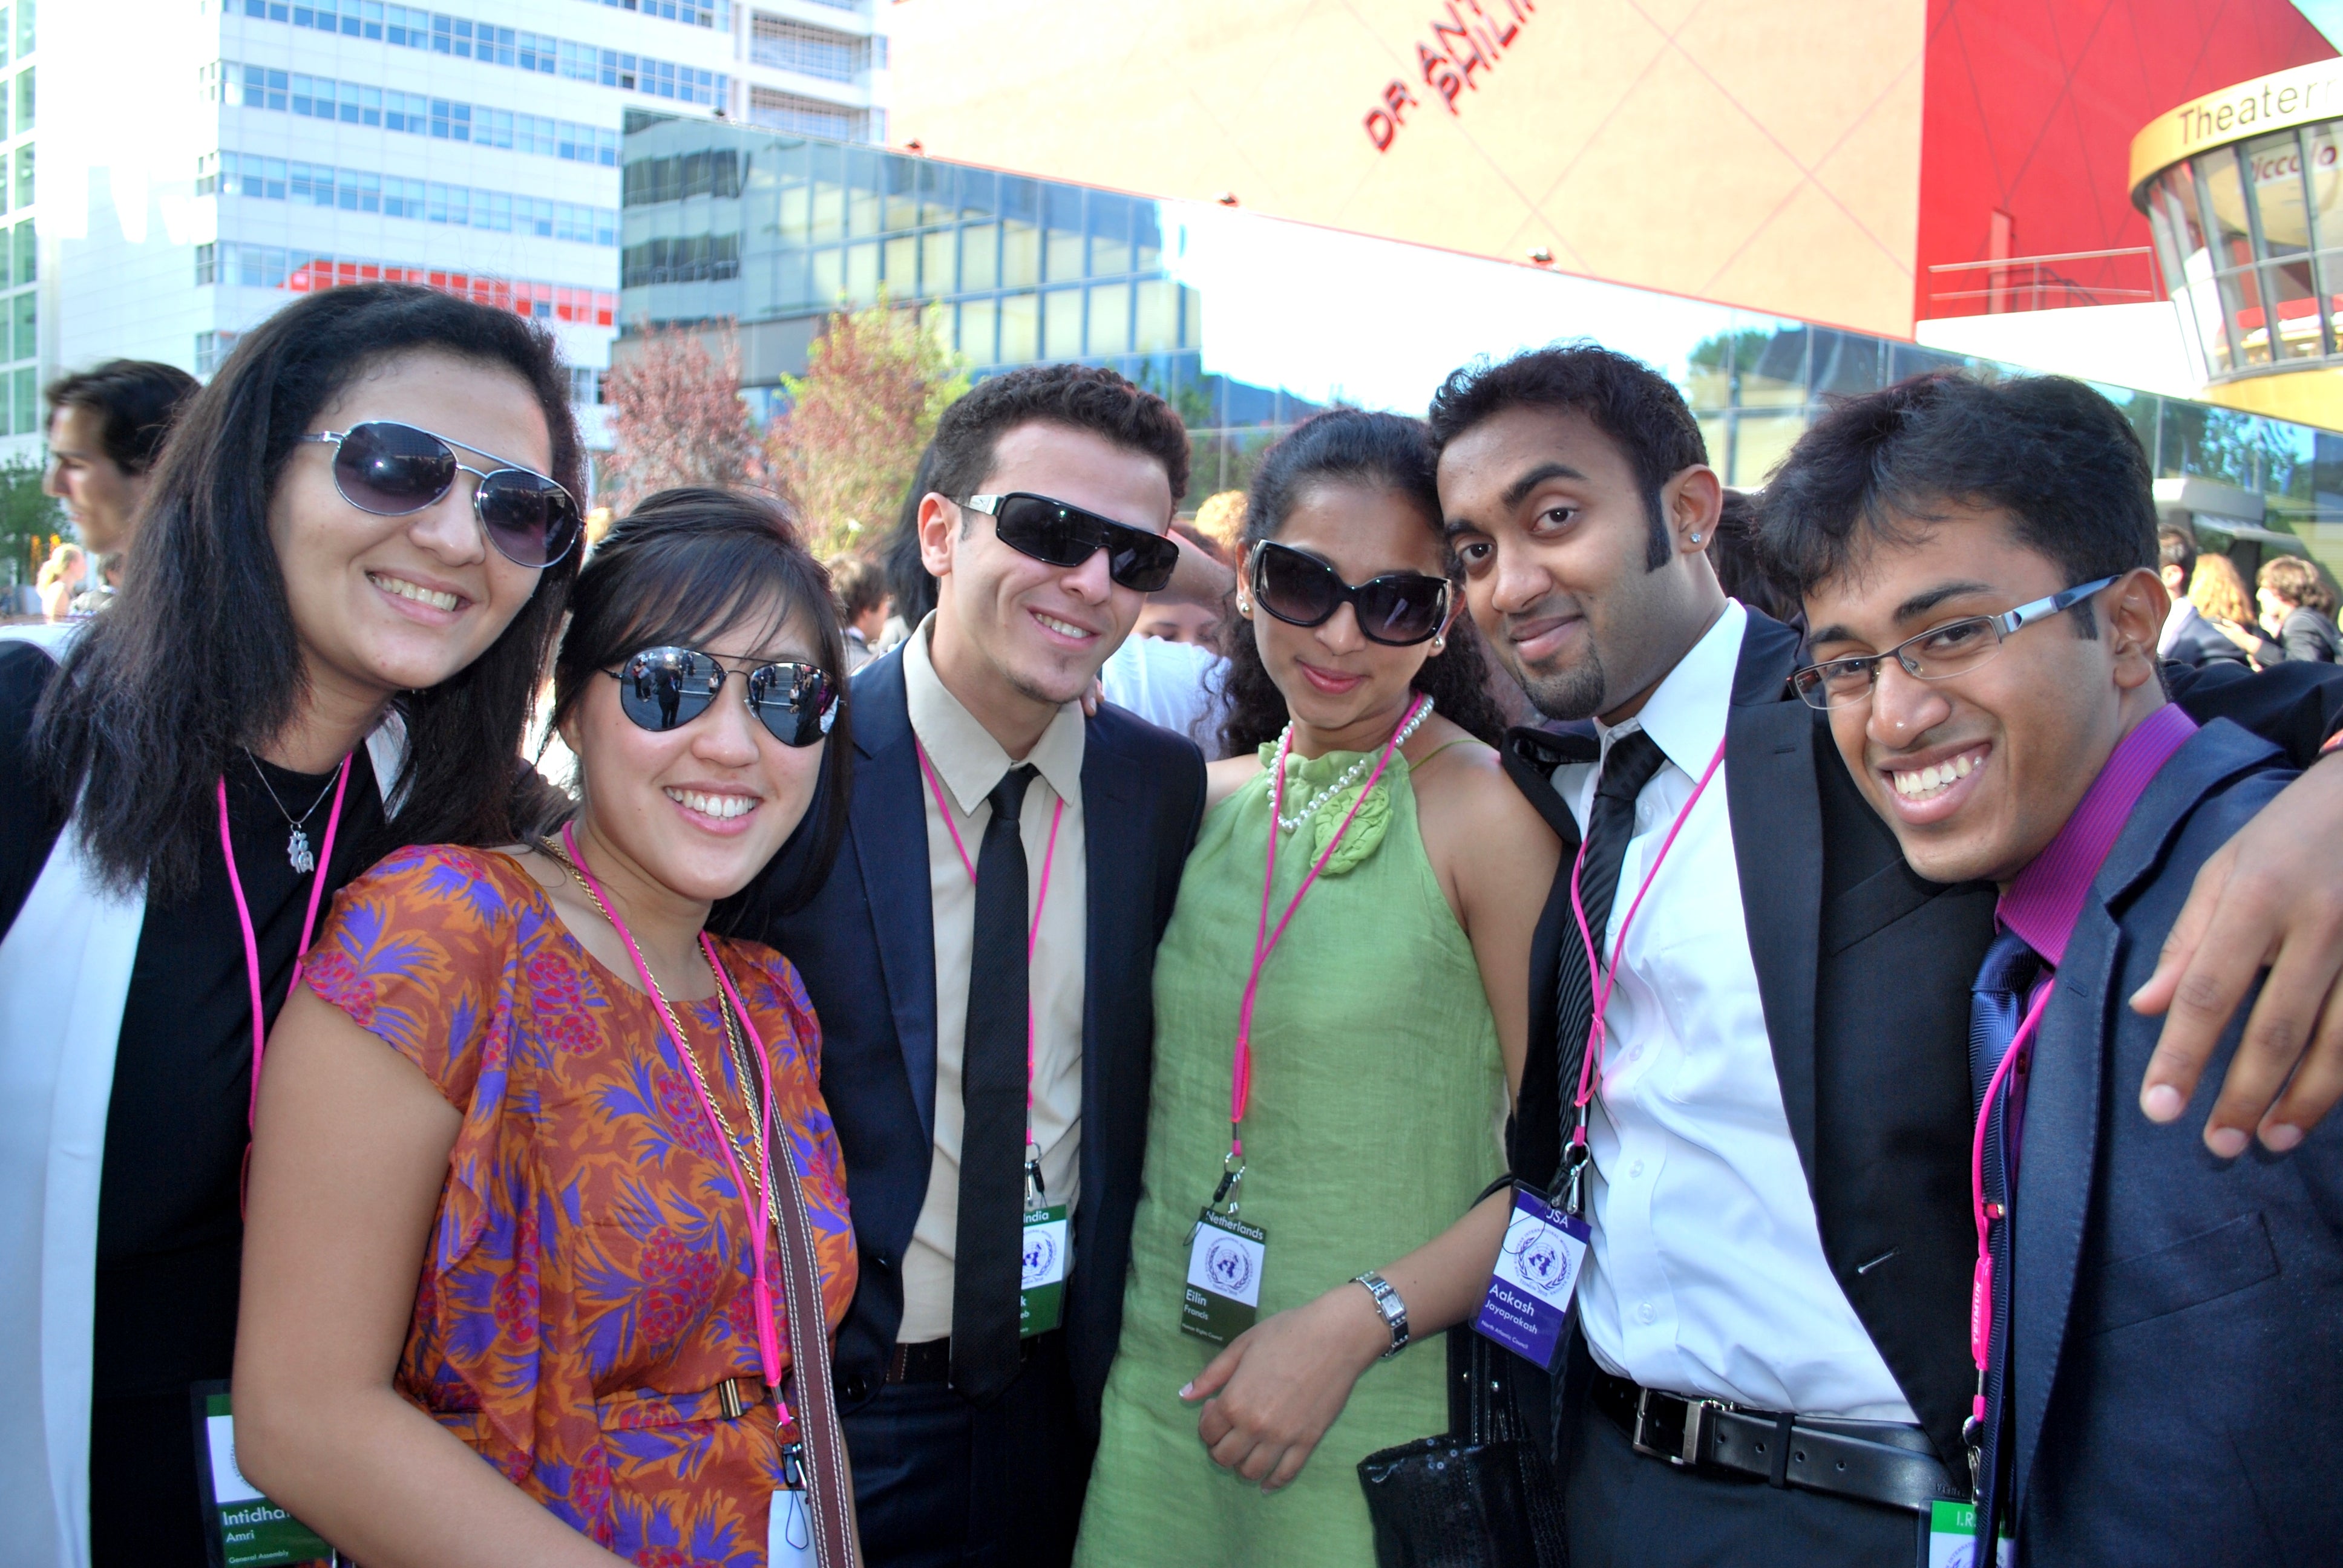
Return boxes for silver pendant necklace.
[244,751,342,874]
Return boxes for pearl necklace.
[1273,695,1435,835]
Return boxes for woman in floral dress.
[235,490,862,1566]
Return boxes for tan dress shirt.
[897,618,1089,1342]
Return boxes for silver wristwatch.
[1353,1271,1410,1359]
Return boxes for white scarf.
[0,624,402,1567]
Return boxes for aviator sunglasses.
[300,420,583,569]
[962,492,1182,593]
[1249,540,1453,646]
[608,646,841,748]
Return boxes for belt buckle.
[1631,1387,1722,1467]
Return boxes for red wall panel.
[1916,0,2332,324]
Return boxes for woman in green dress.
[1075,410,1561,1566]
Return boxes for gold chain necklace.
[540,838,779,1232]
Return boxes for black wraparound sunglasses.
[1250,540,1453,646]
[962,492,1181,593]
[300,420,583,569]
[607,646,840,748]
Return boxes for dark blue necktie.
[1968,927,2042,1566]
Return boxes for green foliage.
[0,451,59,587]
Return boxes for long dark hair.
[33,283,583,900]
[1221,410,1508,756]
[548,488,853,924]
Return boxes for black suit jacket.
[2009,721,2341,1561]
[1502,609,2343,1468]
[2161,612,2252,670]
[760,648,1205,1431]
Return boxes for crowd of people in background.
[1,281,2339,1568]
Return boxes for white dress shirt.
[897,618,1088,1342]
[2159,596,2206,657]
[1553,601,1916,1419]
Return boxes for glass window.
[2157,163,2232,372]
[2243,130,2323,359]
[1089,194,1132,276]
[1045,185,1083,282]
[883,235,916,296]
[883,157,917,232]
[13,218,29,285]
[1135,205,1163,274]
[811,177,844,244]
[11,367,30,436]
[845,240,879,304]
[960,223,998,292]
[921,229,954,297]
[11,65,25,132]
[1087,283,1130,356]
[15,145,28,207]
[917,161,951,227]
[1044,287,1082,357]
[1000,176,1037,225]
[1002,220,1038,289]
[1179,287,1203,350]
[2197,149,2272,367]
[1000,292,1038,362]
[13,289,33,361]
[958,166,996,220]
[846,147,880,236]
[958,297,996,364]
[1729,412,1806,489]
[811,246,841,302]
[1135,279,1177,353]
[778,183,810,245]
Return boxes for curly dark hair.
[34,283,583,900]
[925,361,1192,510]
[1221,409,1510,756]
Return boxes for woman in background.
[2256,554,2342,664]
[237,491,862,1567]
[1076,411,1558,1567]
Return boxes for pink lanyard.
[562,821,790,1400]
[1562,735,1726,1146]
[1968,979,2053,1432]
[916,742,1066,1150]
[1228,693,1427,1154]
[218,757,354,1130]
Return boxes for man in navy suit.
[1775,372,2342,1564]
[762,365,1205,1567]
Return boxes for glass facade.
[625,120,2343,575]
[2139,124,2343,380]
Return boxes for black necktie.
[1527,727,1677,1181]
[951,764,1037,1403]
[1967,927,2042,1565]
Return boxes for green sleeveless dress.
[1074,742,1508,1568]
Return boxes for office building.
[10,0,892,462]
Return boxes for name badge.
[770,1443,816,1568]
[191,1382,335,1568]
[1925,1500,2013,1567]
[1020,1203,1070,1337]
[1472,1187,1589,1371]
[1180,1209,1267,1345]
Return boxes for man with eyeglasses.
[1430,346,2343,1566]
[762,364,1206,1567]
[1767,370,2341,1566]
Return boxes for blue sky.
[2295,1,2343,47]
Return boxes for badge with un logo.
[1181,1209,1268,1345]
[1020,1204,1069,1337]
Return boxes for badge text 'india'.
[1363,0,1538,152]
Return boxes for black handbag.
[1355,1324,1570,1568]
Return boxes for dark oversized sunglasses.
[1250,540,1453,647]
[962,492,1181,593]
[608,647,840,748]
[300,420,582,570]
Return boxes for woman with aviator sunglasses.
[237,489,863,1567]
[0,283,582,1568]
[1075,411,1560,1567]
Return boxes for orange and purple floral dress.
[305,844,856,1566]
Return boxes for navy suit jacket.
[1502,612,2343,1471]
[760,647,1205,1431]
[2009,719,2343,1563]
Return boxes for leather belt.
[885,1331,1053,1385]
[1592,1370,1965,1514]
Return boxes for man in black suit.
[2155,525,2253,669]
[1775,371,2341,1565]
[1429,346,2343,1565]
[764,365,1206,1566]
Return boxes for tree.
[601,322,761,514]
[770,297,968,557]
[0,452,61,591]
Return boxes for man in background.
[830,550,893,671]
[2155,525,2249,669]
[42,361,200,595]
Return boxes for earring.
[1431,635,1446,653]
[1236,593,1251,616]
[1690,532,1702,543]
